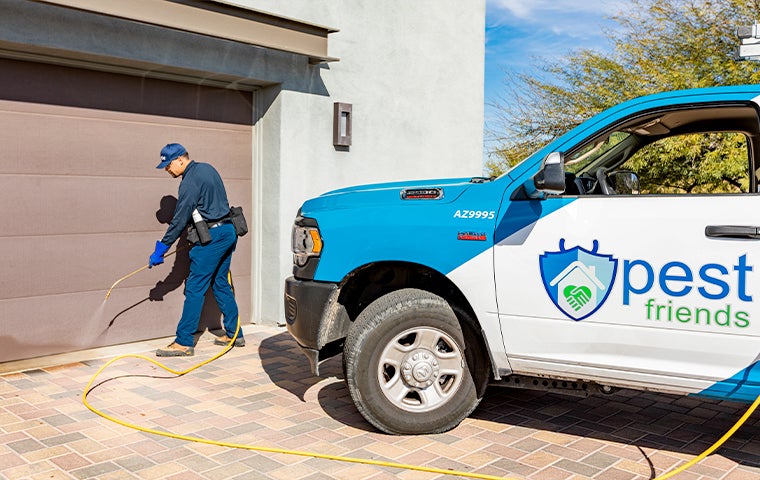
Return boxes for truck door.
[494,103,760,398]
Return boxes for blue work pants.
[175,223,240,347]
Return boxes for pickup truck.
[285,85,760,434]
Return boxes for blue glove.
[149,241,170,268]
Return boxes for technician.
[148,143,244,357]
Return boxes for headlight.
[292,224,323,267]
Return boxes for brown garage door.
[0,59,253,362]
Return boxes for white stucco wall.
[227,1,486,324]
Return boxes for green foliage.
[626,133,749,193]
[489,0,760,185]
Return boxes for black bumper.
[284,276,339,351]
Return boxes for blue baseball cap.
[157,143,187,169]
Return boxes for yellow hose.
[82,335,760,479]
[653,391,760,480]
[89,269,760,479]
[89,271,514,479]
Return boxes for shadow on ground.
[258,330,760,469]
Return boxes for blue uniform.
[161,161,232,246]
[162,161,241,347]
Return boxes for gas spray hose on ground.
[87,265,760,479]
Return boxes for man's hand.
[149,241,170,268]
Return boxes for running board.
[491,374,616,397]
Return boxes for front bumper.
[284,276,343,375]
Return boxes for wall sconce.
[333,102,352,147]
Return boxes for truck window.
[621,132,750,194]
[566,132,630,173]
[562,105,759,196]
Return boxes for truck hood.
[301,177,485,213]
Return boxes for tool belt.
[207,218,231,229]
[186,207,248,244]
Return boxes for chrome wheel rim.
[376,326,465,413]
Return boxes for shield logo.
[539,239,618,321]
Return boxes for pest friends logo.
[539,239,618,321]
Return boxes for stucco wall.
[230,1,486,324]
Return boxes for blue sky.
[484,0,628,155]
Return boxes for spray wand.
[105,246,186,300]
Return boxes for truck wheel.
[344,288,481,434]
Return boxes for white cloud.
[488,0,624,22]
[487,0,629,40]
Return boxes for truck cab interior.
[562,104,760,196]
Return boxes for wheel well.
[338,262,467,320]
[335,263,490,387]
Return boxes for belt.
[208,218,231,229]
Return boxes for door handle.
[705,225,760,239]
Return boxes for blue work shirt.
[161,161,230,246]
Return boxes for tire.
[343,288,482,434]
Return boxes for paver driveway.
[2,325,760,479]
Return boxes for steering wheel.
[596,169,616,195]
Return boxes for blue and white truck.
[285,85,760,434]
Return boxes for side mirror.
[524,152,566,198]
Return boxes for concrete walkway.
[2,325,760,480]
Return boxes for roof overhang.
[34,0,339,64]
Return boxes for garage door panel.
[223,178,253,214]
[2,176,169,236]
[0,270,251,363]
[0,58,253,126]
[0,286,182,363]
[0,101,252,179]
[1,229,250,299]
[1,233,174,300]
[2,175,251,237]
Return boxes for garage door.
[0,59,253,362]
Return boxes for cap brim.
[156,159,172,169]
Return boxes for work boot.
[214,335,245,347]
[155,342,194,357]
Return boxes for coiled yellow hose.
[90,270,514,479]
[87,269,760,479]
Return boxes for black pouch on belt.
[230,206,248,237]
[187,221,211,245]
[186,223,199,244]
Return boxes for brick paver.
[2,325,760,480]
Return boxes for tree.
[626,133,750,193]
[487,0,760,187]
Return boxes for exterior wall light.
[333,102,352,147]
